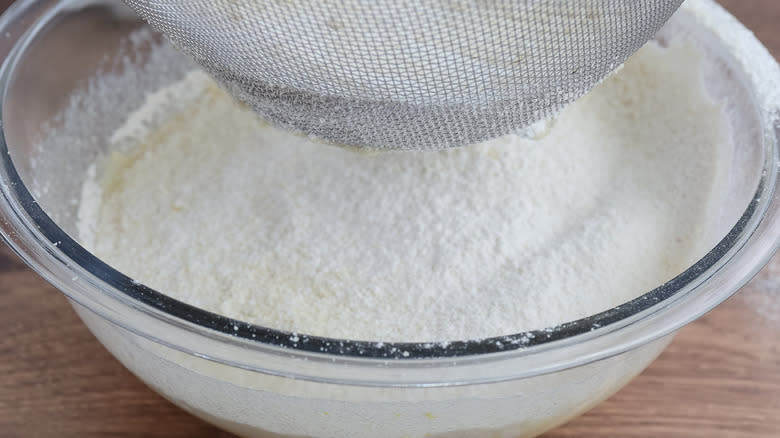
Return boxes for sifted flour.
[77,41,729,342]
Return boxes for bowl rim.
[0,0,778,386]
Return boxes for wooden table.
[1,1,779,437]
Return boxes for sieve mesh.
[122,0,684,150]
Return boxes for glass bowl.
[0,0,778,437]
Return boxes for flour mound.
[78,42,729,342]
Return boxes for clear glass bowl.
[0,1,778,437]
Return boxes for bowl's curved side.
[73,301,676,438]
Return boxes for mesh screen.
[122,0,684,150]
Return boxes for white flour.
[77,41,729,342]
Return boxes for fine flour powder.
[77,42,729,342]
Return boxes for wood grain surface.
[1,1,779,437]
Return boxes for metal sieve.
[122,0,684,150]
